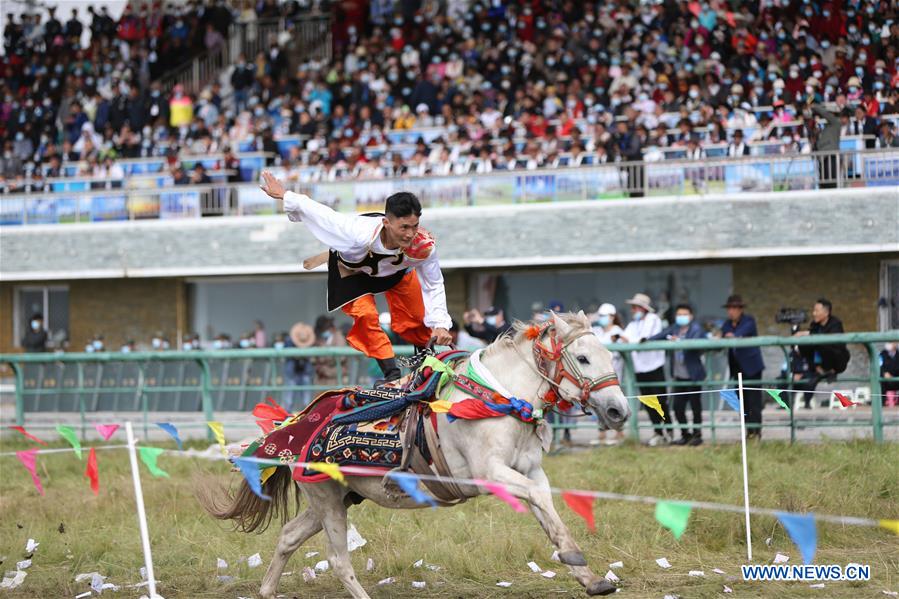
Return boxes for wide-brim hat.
[722,294,747,308]
[290,322,315,348]
[625,293,654,313]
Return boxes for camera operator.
[792,298,850,408]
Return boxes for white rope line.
[0,442,892,529]
[0,444,129,457]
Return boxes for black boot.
[375,357,401,386]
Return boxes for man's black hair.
[385,192,421,218]
[674,303,694,313]
[816,298,833,313]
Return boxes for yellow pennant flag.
[308,462,346,485]
[638,395,666,420]
[428,399,453,413]
[880,519,899,535]
[207,421,227,455]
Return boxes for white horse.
[200,312,631,598]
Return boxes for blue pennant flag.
[233,457,272,501]
[777,512,817,565]
[387,471,437,508]
[720,390,741,412]
[156,422,183,450]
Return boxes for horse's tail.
[196,466,299,533]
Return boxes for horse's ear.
[576,310,591,328]
[551,312,572,338]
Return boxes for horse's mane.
[481,312,592,359]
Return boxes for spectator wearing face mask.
[283,322,316,411]
[150,331,170,351]
[313,315,346,386]
[880,343,899,408]
[621,293,671,446]
[22,313,48,352]
[648,304,707,446]
[592,303,625,446]
[463,306,511,344]
[85,335,105,353]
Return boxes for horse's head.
[545,312,631,431]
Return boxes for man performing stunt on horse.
[259,171,453,382]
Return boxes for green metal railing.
[1,333,896,443]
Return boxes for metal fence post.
[868,342,884,443]
[11,362,25,426]
[198,358,215,440]
[620,353,640,441]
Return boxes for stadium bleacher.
[0,0,898,201]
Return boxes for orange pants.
[341,270,432,359]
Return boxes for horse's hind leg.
[259,508,323,599]
[304,482,371,599]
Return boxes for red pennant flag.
[85,447,99,495]
[256,419,275,434]
[562,491,596,533]
[8,425,48,445]
[94,423,119,441]
[16,449,44,496]
[834,392,856,408]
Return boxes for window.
[14,286,69,349]
[881,260,899,332]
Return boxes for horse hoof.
[586,579,617,596]
[559,551,588,566]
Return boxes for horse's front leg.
[485,464,616,596]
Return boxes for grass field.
[0,438,896,598]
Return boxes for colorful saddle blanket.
[242,369,447,483]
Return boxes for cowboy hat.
[289,322,315,348]
[722,294,747,308]
[625,293,655,313]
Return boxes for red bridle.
[529,323,620,411]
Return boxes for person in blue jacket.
[720,295,765,439]
[649,304,707,446]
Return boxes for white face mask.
[151,338,162,349]
[92,340,103,350]
[274,341,285,350]
[485,316,498,327]
[30,320,41,331]
[182,342,192,351]
[120,346,131,353]
[239,339,251,348]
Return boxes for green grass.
[1,439,897,598]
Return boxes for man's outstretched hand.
[260,171,286,200]
[430,327,453,346]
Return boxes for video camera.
[775,308,808,334]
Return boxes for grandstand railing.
[161,13,332,94]
[1,333,895,443]
[2,148,897,225]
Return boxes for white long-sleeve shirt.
[283,191,452,329]
[622,313,665,374]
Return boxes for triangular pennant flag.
[233,457,272,500]
[138,447,169,478]
[777,512,817,564]
[720,390,741,412]
[562,491,596,533]
[638,395,666,420]
[428,399,453,414]
[207,421,227,455]
[655,501,692,540]
[56,425,83,459]
[256,419,275,434]
[387,472,437,508]
[476,479,528,513]
[834,392,856,408]
[156,423,183,450]
[8,425,48,445]
[16,449,44,496]
[95,424,119,441]
[252,398,288,422]
[305,462,346,485]
[879,519,899,535]
[85,447,99,495]
[766,389,791,411]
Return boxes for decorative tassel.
[525,325,542,340]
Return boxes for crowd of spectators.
[2,0,899,193]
